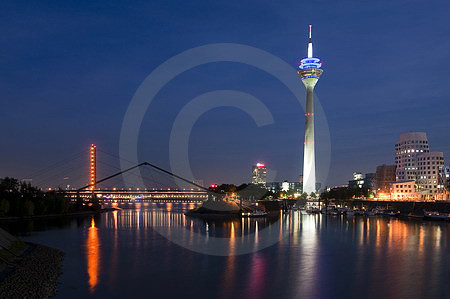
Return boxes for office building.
[395,132,445,199]
[252,162,267,186]
[416,152,445,197]
[390,180,419,201]
[395,132,429,181]
[375,164,396,192]
[348,172,374,189]
[348,172,364,188]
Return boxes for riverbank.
[0,207,119,222]
[338,200,450,216]
[0,243,64,298]
[0,226,64,297]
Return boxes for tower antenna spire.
[308,24,313,58]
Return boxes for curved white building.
[395,132,445,199]
[395,132,429,181]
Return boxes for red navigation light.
[256,162,265,168]
[210,184,218,188]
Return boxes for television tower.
[298,25,323,194]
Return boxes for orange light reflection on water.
[87,217,100,293]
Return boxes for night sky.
[1,0,449,188]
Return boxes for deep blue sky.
[1,0,450,188]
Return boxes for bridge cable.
[78,162,210,193]
[20,150,86,181]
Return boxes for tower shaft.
[303,84,316,194]
[90,144,97,191]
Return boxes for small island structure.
[185,183,273,219]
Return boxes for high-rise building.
[252,162,267,186]
[437,165,450,201]
[395,132,429,181]
[443,166,450,190]
[375,164,396,192]
[395,132,445,198]
[348,172,364,188]
[363,173,376,190]
[298,25,323,195]
[416,152,445,197]
[348,172,375,190]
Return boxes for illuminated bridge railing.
[66,189,208,201]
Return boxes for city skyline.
[1,2,449,298]
[1,0,450,188]
[13,130,448,191]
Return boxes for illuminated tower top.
[298,24,323,84]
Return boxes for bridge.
[24,146,212,203]
[23,145,270,207]
[75,160,212,202]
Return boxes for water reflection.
[5,203,448,298]
[294,212,319,298]
[96,205,448,298]
[100,203,284,256]
[86,217,99,293]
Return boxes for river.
[2,202,449,298]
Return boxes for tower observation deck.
[297,25,323,194]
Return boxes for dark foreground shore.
[0,207,118,222]
[0,243,64,298]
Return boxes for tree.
[287,189,297,198]
[320,186,368,200]
[0,177,20,193]
[278,191,287,199]
[237,184,270,201]
[0,199,10,216]
[46,191,70,214]
[22,200,34,216]
[0,177,85,217]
